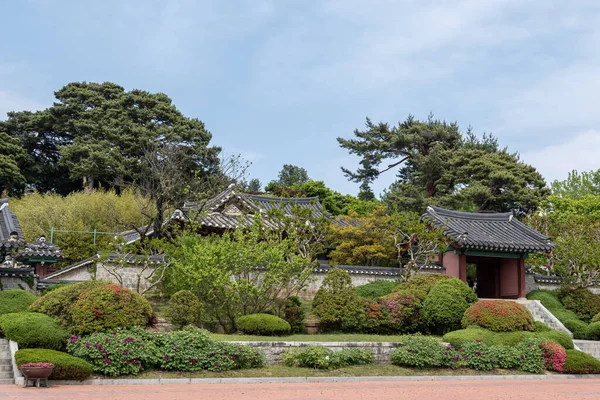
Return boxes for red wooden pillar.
[517,256,526,298]
[458,254,467,282]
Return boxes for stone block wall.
[0,277,37,294]
[231,341,403,366]
[299,273,400,299]
[95,263,158,293]
[574,340,600,361]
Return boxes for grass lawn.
[120,365,532,380]
[209,333,442,342]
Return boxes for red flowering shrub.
[540,341,567,372]
[462,300,535,332]
[380,290,424,332]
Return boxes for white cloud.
[521,130,600,184]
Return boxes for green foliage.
[562,289,600,322]
[0,130,27,194]
[165,290,204,330]
[355,280,399,299]
[563,350,600,374]
[69,283,152,335]
[551,169,600,199]
[0,290,38,316]
[29,280,107,329]
[564,319,589,339]
[165,215,317,333]
[422,278,478,333]
[236,314,291,336]
[526,289,589,339]
[513,338,545,373]
[277,164,310,188]
[537,330,575,350]
[461,300,535,332]
[300,180,381,216]
[394,273,450,300]
[585,322,600,340]
[526,290,563,310]
[390,335,447,369]
[534,321,552,332]
[282,296,306,334]
[0,312,68,350]
[312,268,366,332]
[592,312,600,323]
[15,349,93,380]
[378,291,425,333]
[282,345,373,369]
[443,327,574,350]
[11,190,152,264]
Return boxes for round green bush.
[69,283,152,335]
[165,290,203,329]
[564,319,589,339]
[562,289,600,322]
[551,309,581,324]
[534,321,552,332]
[585,321,600,341]
[15,349,92,380]
[537,330,574,350]
[355,280,398,299]
[526,290,563,310]
[0,290,38,316]
[379,290,425,333]
[443,326,574,350]
[0,312,68,350]
[422,278,478,332]
[236,313,291,336]
[394,274,450,300]
[563,350,600,374]
[462,300,535,332]
[592,312,600,323]
[29,280,108,328]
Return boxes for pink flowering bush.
[540,341,567,372]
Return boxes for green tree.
[0,130,26,195]
[247,178,262,192]
[277,164,310,187]
[551,169,600,199]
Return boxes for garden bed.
[209,334,443,343]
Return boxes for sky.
[1,0,600,196]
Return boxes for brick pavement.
[1,379,599,400]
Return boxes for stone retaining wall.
[0,277,36,294]
[231,341,403,365]
[574,340,600,361]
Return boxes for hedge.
[0,312,68,350]
[236,314,291,336]
[355,280,398,299]
[15,349,92,380]
[563,350,600,374]
[462,300,535,332]
[443,327,574,350]
[422,278,477,332]
[0,290,38,316]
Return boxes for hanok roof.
[424,205,554,253]
[0,199,25,251]
[16,236,64,261]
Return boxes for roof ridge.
[246,194,320,202]
[428,205,513,221]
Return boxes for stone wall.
[574,340,600,361]
[299,273,398,299]
[231,341,403,365]
[0,277,37,294]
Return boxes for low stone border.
[38,374,600,386]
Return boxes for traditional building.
[423,206,555,299]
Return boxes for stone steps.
[0,339,14,384]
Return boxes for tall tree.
[0,130,26,195]
[551,169,600,199]
[246,178,262,192]
[277,164,310,187]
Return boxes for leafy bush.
[592,312,600,323]
[562,289,600,322]
[15,349,93,380]
[282,345,373,369]
[0,312,68,350]
[379,291,424,333]
[460,341,526,371]
[585,321,600,340]
[236,314,291,336]
[564,319,589,339]
[540,341,566,372]
[563,350,600,374]
[29,280,108,328]
[462,300,535,332]
[69,283,152,335]
[390,335,446,369]
[534,321,552,332]
[422,278,478,333]
[165,290,203,329]
[551,309,582,324]
[312,268,366,332]
[538,330,574,350]
[0,290,38,316]
[514,338,544,373]
[355,280,398,299]
[527,290,563,310]
[394,274,450,300]
[282,296,306,334]
[443,327,574,350]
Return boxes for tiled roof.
[16,236,64,260]
[313,262,444,276]
[0,199,25,250]
[0,266,35,277]
[424,206,555,253]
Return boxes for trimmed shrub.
[550,309,581,324]
[534,321,552,332]
[312,268,366,332]
[282,345,373,369]
[282,296,306,334]
[29,280,107,328]
[422,278,478,333]
[563,350,600,374]
[236,314,291,336]
[165,290,203,330]
[526,290,563,310]
[443,327,574,350]
[592,312,600,323]
[538,330,574,350]
[69,283,152,335]
[462,300,535,332]
[562,289,600,322]
[585,321,600,340]
[390,335,447,369]
[355,280,398,299]
[15,349,93,380]
[394,273,450,300]
[0,312,68,350]
[0,290,38,316]
[379,290,425,333]
[540,341,566,372]
[564,319,589,339]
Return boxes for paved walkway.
[2,379,600,400]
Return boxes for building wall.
[442,252,460,278]
[0,277,37,294]
[299,272,399,299]
[500,258,519,297]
